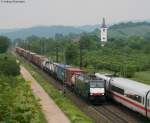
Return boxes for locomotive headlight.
[90,88,105,94]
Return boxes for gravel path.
[20,66,70,123]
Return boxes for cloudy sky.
[0,0,150,28]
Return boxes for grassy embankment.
[0,54,47,123]
[16,55,95,123]
[0,76,47,123]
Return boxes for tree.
[65,43,78,65]
[0,36,10,53]
[79,33,97,50]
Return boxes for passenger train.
[95,73,150,119]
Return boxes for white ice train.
[95,73,150,119]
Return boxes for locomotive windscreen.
[90,81,104,88]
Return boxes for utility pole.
[40,40,42,54]
[42,40,45,54]
[56,47,59,62]
[43,40,46,54]
[25,40,28,50]
[28,40,30,51]
[62,48,64,63]
[40,40,44,55]
[79,40,83,68]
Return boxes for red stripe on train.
[111,92,150,113]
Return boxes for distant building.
[101,18,108,46]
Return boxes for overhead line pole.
[56,47,59,62]
[79,40,83,69]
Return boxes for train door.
[146,92,150,118]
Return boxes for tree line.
[14,31,150,77]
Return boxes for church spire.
[100,17,108,46]
[101,17,106,28]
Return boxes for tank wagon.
[95,73,150,119]
[74,74,106,101]
[50,62,59,77]
[42,60,52,74]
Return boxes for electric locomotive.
[74,73,106,102]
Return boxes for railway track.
[16,53,150,123]
[93,105,128,123]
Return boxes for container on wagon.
[55,64,71,82]
[65,67,84,87]
[28,52,36,62]
[32,55,48,68]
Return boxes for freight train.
[95,73,150,119]
[16,47,106,102]
[16,47,150,118]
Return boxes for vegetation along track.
[17,54,150,123]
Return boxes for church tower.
[101,18,107,46]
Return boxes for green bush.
[0,36,10,53]
[0,55,20,76]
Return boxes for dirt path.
[20,66,70,123]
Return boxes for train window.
[148,99,149,107]
[90,82,104,88]
[143,97,145,105]
[111,85,124,95]
[126,94,142,103]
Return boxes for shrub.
[0,55,20,76]
[0,36,10,53]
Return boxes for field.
[132,71,150,85]
[84,66,150,85]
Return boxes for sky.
[0,0,150,29]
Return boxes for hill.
[0,26,86,39]
[108,22,150,39]
[1,21,150,40]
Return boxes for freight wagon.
[32,55,48,68]
[27,52,36,62]
[50,62,59,77]
[65,67,84,87]
[55,64,70,82]
[42,60,52,74]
